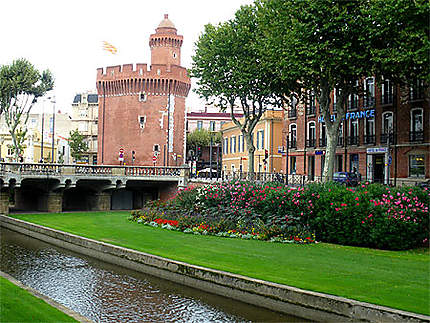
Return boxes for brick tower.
[96,14,191,166]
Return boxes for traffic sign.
[387,156,392,166]
[153,155,157,162]
[119,147,124,153]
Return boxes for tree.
[258,0,429,181]
[186,128,222,150]
[0,58,53,161]
[69,129,88,162]
[191,5,284,175]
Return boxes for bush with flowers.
[129,181,429,250]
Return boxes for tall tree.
[0,58,53,161]
[69,129,88,162]
[187,128,222,150]
[191,5,285,175]
[258,0,429,181]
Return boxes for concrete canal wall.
[1,215,429,323]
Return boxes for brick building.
[282,79,429,185]
[96,15,191,166]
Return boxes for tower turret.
[149,14,183,68]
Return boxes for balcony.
[306,106,316,115]
[363,134,376,145]
[347,136,359,146]
[319,137,327,147]
[306,138,316,148]
[380,133,395,144]
[288,109,297,118]
[337,136,344,147]
[410,131,424,142]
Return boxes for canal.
[1,228,305,322]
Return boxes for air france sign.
[318,109,375,123]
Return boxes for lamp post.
[285,132,290,185]
[50,96,56,163]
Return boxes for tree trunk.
[244,132,255,178]
[323,125,339,181]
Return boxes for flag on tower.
[102,41,118,54]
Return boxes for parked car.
[333,172,360,186]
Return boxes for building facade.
[282,79,429,184]
[71,92,99,164]
[96,15,191,166]
[221,110,284,174]
[186,105,243,133]
[0,111,72,163]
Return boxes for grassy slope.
[0,276,77,322]
[10,211,430,316]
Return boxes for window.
[348,119,359,145]
[223,138,228,154]
[138,116,146,129]
[78,122,88,132]
[289,124,297,148]
[410,79,424,101]
[410,108,424,141]
[364,77,375,107]
[306,90,316,114]
[411,109,423,132]
[348,80,359,109]
[364,117,375,144]
[290,156,296,174]
[197,121,203,130]
[350,154,359,173]
[139,92,147,102]
[319,122,327,146]
[153,144,160,152]
[209,121,215,131]
[333,88,337,111]
[238,135,244,152]
[336,155,343,172]
[256,130,264,150]
[381,78,393,105]
[307,122,316,147]
[409,154,425,177]
[230,136,236,154]
[79,109,88,117]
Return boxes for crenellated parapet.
[96,63,190,98]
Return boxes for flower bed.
[130,181,429,250]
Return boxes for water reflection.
[1,228,305,322]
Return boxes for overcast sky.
[0,0,254,113]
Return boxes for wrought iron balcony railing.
[364,135,376,145]
[306,138,316,148]
[380,133,395,144]
[319,137,327,147]
[347,136,359,146]
[410,131,424,142]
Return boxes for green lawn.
[9,211,430,316]
[0,276,77,322]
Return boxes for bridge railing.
[0,162,187,177]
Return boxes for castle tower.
[96,15,191,166]
[149,14,182,68]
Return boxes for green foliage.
[69,129,88,161]
[137,181,429,250]
[0,58,54,161]
[191,6,284,173]
[7,127,26,158]
[186,128,222,149]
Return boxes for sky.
[0,0,254,113]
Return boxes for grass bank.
[0,276,77,322]
[9,211,430,316]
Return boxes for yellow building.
[221,110,284,174]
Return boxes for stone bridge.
[0,163,190,214]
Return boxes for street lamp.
[50,96,56,163]
[285,131,291,186]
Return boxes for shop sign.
[367,147,388,154]
[318,109,375,123]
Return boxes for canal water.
[1,228,306,322]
